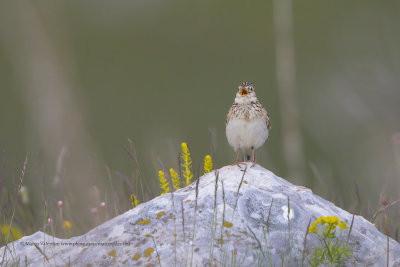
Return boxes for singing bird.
[226,82,271,163]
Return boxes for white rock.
[1,163,399,266]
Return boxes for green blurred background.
[1,1,400,237]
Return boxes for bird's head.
[235,82,257,104]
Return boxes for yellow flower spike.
[203,155,213,174]
[63,221,72,229]
[130,194,139,208]
[169,168,180,190]
[158,170,170,195]
[181,142,193,186]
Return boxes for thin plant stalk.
[209,171,219,262]
[346,214,355,244]
[165,170,177,267]
[384,208,389,267]
[2,154,28,263]
[301,218,311,267]
[105,166,119,216]
[190,175,200,267]
[232,166,247,221]
[219,180,226,263]
[152,236,162,267]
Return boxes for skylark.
[226,82,271,163]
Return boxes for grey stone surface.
[1,163,399,266]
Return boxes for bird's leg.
[235,149,240,164]
[251,147,257,167]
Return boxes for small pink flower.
[382,199,389,206]
[100,202,106,209]
[57,200,63,208]
[91,208,98,215]
[391,132,400,146]
[47,218,52,225]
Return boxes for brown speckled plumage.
[226,101,271,129]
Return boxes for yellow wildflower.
[158,170,170,195]
[63,220,72,229]
[338,221,347,230]
[169,168,180,190]
[308,216,347,233]
[203,155,213,174]
[181,142,193,186]
[1,224,23,240]
[130,194,139,208]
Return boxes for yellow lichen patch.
[137,219,151,225]
[144,247,154,257]
[184,199,191,203]
[223,221,233,228]
[145,234,152,238]
[108,250,116,257]
[243,181,248,184]
[122,260,127,264]
[132,253,141,260]
[216,238,224,245]
[157,211,166,219]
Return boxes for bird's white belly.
[226,118,269,151]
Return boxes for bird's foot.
[245,161,258,168]
[235,161,243,168]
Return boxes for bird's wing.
[266,112,271,130]
[254,102,271,130]
[226,103,237,125]
[260,106,271,130]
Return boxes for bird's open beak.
[240,88,248,96]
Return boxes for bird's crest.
[240,81,254,88]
